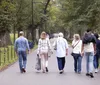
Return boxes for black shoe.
[22,68,26,73]
[46,67,49,72]
[74,69,77,73]
[89,73,94,78]
[59,71,63,74]
[86,73,90,76]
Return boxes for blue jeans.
[57,57,65,71]
[73,53,82,73]
[93,52,100,69]
[18,51,27,72]
[85,52,94,73]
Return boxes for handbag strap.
[73,40,80,48]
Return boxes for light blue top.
[14,36,30,52]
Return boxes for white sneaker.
[95,69,98,73]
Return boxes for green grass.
[10,33,18,44]
[0,46,17,69]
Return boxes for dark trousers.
[73,53,82,72]
[57,57,65,71]
[94,52,100,69]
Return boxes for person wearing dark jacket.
[94,33,100,73]
[81,29,96,78]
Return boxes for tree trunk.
[0,31,12,47]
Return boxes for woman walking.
[72,34,82,74]
[37,31,52,73]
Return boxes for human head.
[19,31,24,36]
[59,32,64,37]
[73,34,80,40]
[94,33,99,39]
[86,29,91,33]
[40,31,47,39]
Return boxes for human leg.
[18,51,23,72]
[77,56,82,73]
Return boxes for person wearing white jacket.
[54,32,68,74]
[37,31,52,73]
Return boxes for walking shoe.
[95,69,98,73]
[77,72,81,74]
[89,73,94,78]
[86,73,90,76]
[59,70,64,74]
[22,68,26,73]
[45,67,49,72]
[59,71,63,74]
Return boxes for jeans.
[85,52,94,73]
[18,51,27,72]
[93,52,100,69]
[73,53,82,72]
[57,57,65,71]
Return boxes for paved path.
[0,39,100,85]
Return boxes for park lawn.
[10,33,18,44]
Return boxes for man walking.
[54,32,68,74]
[14,31,30,73]
[93,33,100,73]
[81,29,96,78]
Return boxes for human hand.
[37,54,39,57]
[94,51,96,55]
[51,51,53,54]
[66,52,68,56]
[27,50,30,54]
[81,52,84,57]
[16,52,18,56]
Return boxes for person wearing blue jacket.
[14,31,30,73]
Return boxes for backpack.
[83,32,96,44]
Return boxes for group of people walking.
[71,29,100,78]
[14,29,100,78]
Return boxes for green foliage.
[57,0,100,35]
[1,0,100,37]
[0,0,15,32]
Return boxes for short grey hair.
[59,32,64,37]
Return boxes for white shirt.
[55,37,68,57]
[72,40,82,54]
[37,38,51,54]
[84,43,94,52]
